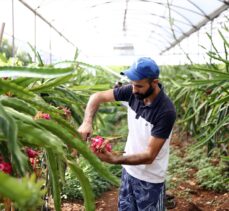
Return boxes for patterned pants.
[118,168,165,211]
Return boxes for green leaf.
[1,97,36,116]
[183,79,228,86]
[0,79,35,98]
[68,160,95,211]
[21,97,64,116]
[46,149,62,211]
[71,84,111,91]
[4,107,65,154]
[191,67,229,78]
[0,172,45,210]
[0,66,75,78]
[18,122,66,155]
[210,95,229,106]
[28,42,44,66]
[192,115,229,149]
[221,156,229,162]
[0,103,28,175]
[178,102,207,123]
[30,74,75,92]
[218,29,229,49]
[12,77,38,87]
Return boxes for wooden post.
[0,22,5,47]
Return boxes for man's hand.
[77,122,93,141]
[96,150,116,164]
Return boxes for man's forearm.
[83,93,100,124]
[112,151,156,165]
[78,90,115,140]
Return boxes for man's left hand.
[96,150,116,164]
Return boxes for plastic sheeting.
[0,0,228,64]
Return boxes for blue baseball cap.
[121,57,160,81]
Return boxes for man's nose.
[132,86,138,93]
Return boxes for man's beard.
[134,86,154,100]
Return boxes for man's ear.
[153,79,159,85]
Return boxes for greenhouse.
[0,0,228,210]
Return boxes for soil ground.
[53,132,229,211]
[58,185,229,211]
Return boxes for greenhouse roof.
[1,0,229,64]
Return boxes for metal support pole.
[210,20,214,64]
[160,3,229,54]
[49,24,52,64]
[34,13,37,62]
[18,0,76,48]
[12,0,15,58]
[197,30,200,64]
[0,22,5,47]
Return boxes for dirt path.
[59,186,228,211]
[59,188,118,211]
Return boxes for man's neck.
[143,85,161,106]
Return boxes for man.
[78,57,176,211]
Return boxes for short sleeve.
[113,84,132,102]
[151,111,176,139]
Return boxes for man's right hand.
[77,122,93,141]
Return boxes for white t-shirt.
[114,84,176,183]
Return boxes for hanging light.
[113,40,135,56]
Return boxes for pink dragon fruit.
[41,113,51,120]
[34,111,51,120]
[0,161,12,174]
[26,148,39,158]
[90,136,112,153]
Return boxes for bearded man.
[78,57,176,211]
